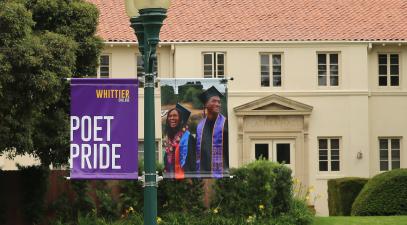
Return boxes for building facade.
[2,0,406,216]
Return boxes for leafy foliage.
[328,177,368,216]
[352,169,407,216]
[0,0,103,166]
[212,160,293,218]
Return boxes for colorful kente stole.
[175,131,190,179]
[196,114,226,178]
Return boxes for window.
[318,138,340,172]
[203,52,225,78]
[318,53,339,86]
[99,55,110,78]
[255,143,269,160]
[260,54,282,87]
[136,55,158,78]
[379,138,401,171]
[378,54,399,86]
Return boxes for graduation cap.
[198,86,224,104]
[176,103,191,125]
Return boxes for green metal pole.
[132,8,167,225]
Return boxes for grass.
[313,216,407,225]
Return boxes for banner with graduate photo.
[70,79,138,179]
[160,78,229,179]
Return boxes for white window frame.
[318,137,341,172]
[378,53,400,87]
[98,54,111,78]
[379,137,401,171]
[202,52,226,78]
[317,52,340,87]
[260,53,283,87]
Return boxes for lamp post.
[125,1,169,225]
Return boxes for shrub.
[327,177,368,216]
[119,162,204,215]
[212,160,292,218]
[352,169,407,216]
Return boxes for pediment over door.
[234,94,313,116]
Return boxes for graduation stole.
[175,131,190,179]
[196,114,226,178]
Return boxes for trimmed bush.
[212,160,292,218]
[328,177,368,216]
[352,169,407,216]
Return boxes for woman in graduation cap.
[196,86,229,178]
[163,103,196,179]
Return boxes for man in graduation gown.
[196,86,229,178]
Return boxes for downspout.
[170,44,175,78]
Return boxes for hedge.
[352,169,407,216]
[327,177,368,216]
[212,160,293,218]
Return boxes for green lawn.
[313,216,407,225]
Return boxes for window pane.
[272,55,281,65]
[217,65,224,73]
[100,72,109,78]
[217,53,224,64]
[330,65,338,74]
[318,54,326,64]
[261,77,270,87]
[273,76,281,86]
[100,55,109,65]
[318,76,327,86]
[319,139,328,149]
[391,139,400,149]
[379,65,387,75]
[330,54,338,64]
[378,54,387,64]
[330,76,339,86]
[261,66,270,72]
[390,76,399,86]
[319,161,328,171]
[390,65,399,75]
[380,139,388,149]
[380,161,389,171]
[276,143,290,164]
[261,54,269,65]
[331,161,340,171]
[318,65,327,73]
[391,150,400,160]
[331,139,339,149]
[204,54,213,64]
[319,150,328,160]
[100,67,109,73]
[273,66,281,73]
[390,54,399,64]
[380,150,388,160]
[255,144,269,160]
[392,161,400,169]
[379,76,387,86]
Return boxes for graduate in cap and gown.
[196,86,229,178]
[163,103,196,179]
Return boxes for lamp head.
[134,0,170,10]
[124,0,139,18]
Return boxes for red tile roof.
[87,0,407,42]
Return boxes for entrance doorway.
[252,139,295,173]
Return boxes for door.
[252,139,295,174]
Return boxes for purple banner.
[70,79,138,179]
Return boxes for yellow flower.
[305,196,310,201]
[258,204,265,210]
[157,217,163,224]
[308,186,315,193]
[213,208,219,214]
[128,206,134,213]
[246,215,255,223]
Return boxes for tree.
[0,0,103,167]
